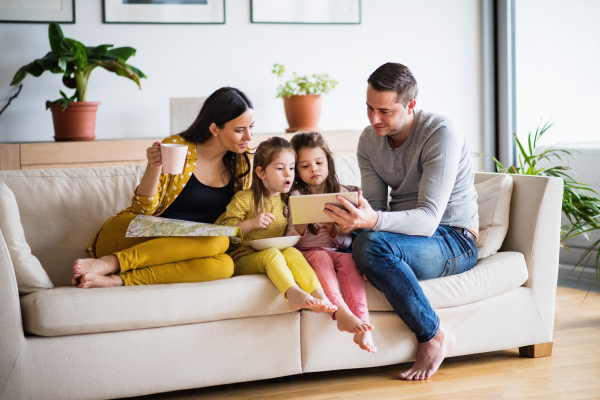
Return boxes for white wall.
[516,0,600,144]
[0,0,482,161]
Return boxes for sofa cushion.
[0,165,145,287]
[0,182,53,294]
[21,274,294,337]
[366,251,528,311]
[475,174,514,259]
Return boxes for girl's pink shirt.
[285,187,352,250]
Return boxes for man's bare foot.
[76,273,124,289]
[72,256,120,285]
[335,306,373,333]
[399,322,456,381]
[286,286,323,311]
[310,289,338,313]
[354,331,377,353]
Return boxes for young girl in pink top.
[286,132,376,353]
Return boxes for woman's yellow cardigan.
[86,134,251,258]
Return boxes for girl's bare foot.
[354,331,377,353]
[77,273,124,289]
[335,306,373,333]
[399,322,456,381]
[72,256,120,285]
[310,289,338,313]
[286,286,323,311]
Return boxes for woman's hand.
[147,142,162,169]
[322,222,338,238]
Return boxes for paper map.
[126,215,242,243]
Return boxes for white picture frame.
[0,0,75,23]
[251,0,360,24]
[102,0,225,24]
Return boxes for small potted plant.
[10,22,146,141]
[272,63,337,133]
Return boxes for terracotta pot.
[283,94,321,133]
[50,102,100,142]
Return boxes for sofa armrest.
[496,174,563,338]
[0,228,25,392]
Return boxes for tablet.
[289,192,359,225]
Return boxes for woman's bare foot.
[310,289,338,313]
[77,273,124,289]
[286,286,323,311]
[335,306,373,333]
[354,331,377,353]
[72,256,120,285]
[399,322,456,381]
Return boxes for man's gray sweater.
[357,109,478,236]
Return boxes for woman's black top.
[160,173,233,224]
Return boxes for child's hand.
[322,222,338,238]
[250,212,276,230]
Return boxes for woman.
[72,87,253,288]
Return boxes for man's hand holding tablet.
[323,191,379,233]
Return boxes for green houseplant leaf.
[479,119,600,293]
[272,63,338,98]
[10,21,146,108]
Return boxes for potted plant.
[272,63,337,133]
[10,22,146,141]
[481,119,600,293]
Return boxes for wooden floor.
[132,287,600,400]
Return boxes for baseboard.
[558,263,599,283]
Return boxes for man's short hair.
[368,62,418,106]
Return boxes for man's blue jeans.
[352,225,478,343]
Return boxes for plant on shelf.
[10,22,146,141]
[272,63,338,133]
[481,119,600,292]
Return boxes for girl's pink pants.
[299,248,369,323]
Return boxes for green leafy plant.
[272,63,338,98]
[480,119,600,291]
[10,22,146,110]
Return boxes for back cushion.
[0,165,144,287]
[474,174,514,259]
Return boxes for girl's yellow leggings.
[95,214,234,286]
[234,247,322,296]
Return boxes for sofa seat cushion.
[21,275,294,337]
[366,251,528,311]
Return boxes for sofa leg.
[272,376,292,383]
[519,342,553,357]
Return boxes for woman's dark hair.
[290,131,340,235]
[251,137,295,215]
[368,62,418,106]
[179,87,253,192]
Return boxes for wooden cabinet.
[0,131,361,171]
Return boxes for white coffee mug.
[161,144,188,174]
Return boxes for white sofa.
[0,155,563,400]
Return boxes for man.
[324,62,479,381]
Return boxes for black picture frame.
[102,0,226,24]
[0,0,75,24]
[250,0,361,25]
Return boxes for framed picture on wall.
[0,0,75,24]
[251,0,360,24]
[102,0,225,24]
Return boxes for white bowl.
[249,236,300,251]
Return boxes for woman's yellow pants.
[234,247,321,296]
[96,214,234,286]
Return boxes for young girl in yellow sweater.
[218,137,337,312]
